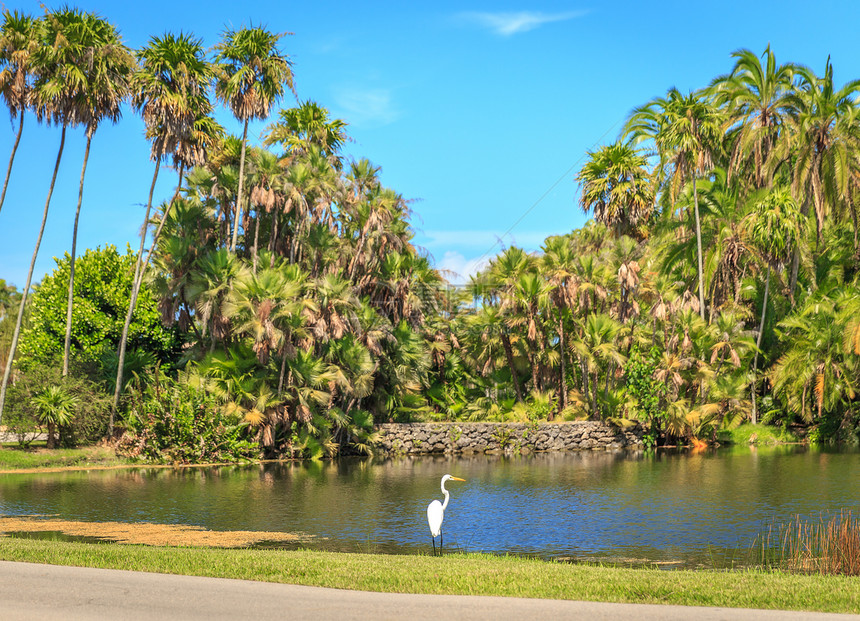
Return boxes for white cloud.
[457,10,586,36]
[436,251,490,284]
[332,87,400,128]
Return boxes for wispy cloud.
[436,251,491,283]
[456,10,586,36]
[332,87,400,128]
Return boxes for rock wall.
[374,421,643,456]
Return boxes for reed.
[755,510,860,576]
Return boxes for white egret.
[427,474,465,555]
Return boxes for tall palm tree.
[625,88,723,320]
[776,59,860,299]
[710,45,795,188]
[744,186,801,422]
[61,11,134,378]
[110,32,214,430]
[0,8,84,423]
[0,10,38,216]
[576,142,654,238]
[264,100,348,161]
[224,266,304,364]
[569,313,624,418]
[245,147,284,272]
[487,246,534,402]
[214,25,295,252]
[541,235,577,410]
[771,293,857,423]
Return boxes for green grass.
[718,423,798,445]
[0,445,127,470]
[0,538,858,613]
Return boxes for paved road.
[0,561,856,620]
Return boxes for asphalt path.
[0,561,856,620]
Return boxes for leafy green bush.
[624,345,667,439]
[118,373,258,463]
[4,362,112,447]
[17,245,181,371]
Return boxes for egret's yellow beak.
[450,477,465,482]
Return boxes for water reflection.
[1,445,859,567]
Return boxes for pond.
[1,444,859,568]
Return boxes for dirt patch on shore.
[0,516,311,547]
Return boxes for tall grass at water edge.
[755,510,860,575]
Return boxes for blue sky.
[3,1,860,288]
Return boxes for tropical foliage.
[1,8,859,461]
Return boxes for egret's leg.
[431,537,436,556]
[440,531,443,555]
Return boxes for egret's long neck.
[440,482,450,511]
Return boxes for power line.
[471,116,626,268]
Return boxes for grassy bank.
[718,423,799,445]
[0,538,858,614]
[0,445,128,471]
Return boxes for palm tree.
[224,266,304,365]
[188,248,245,353]
[110,32,214,430]
[576,142,654,238]
[0,10,38,216]
[569,313,624,418]
[744,187,801,422]
[484,246,532,402]
[771,293,857,423]
[710,45,795,188]
[32,384,78,449]
[0,8,84,423]
[541,235,578,411]
[61,11,134,378]
[245,147,284,272]
[214,25,295,252]
[776,59,860,299]
[625,88,724,320]
[264,100,348,161]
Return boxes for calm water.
[1,445,859,567]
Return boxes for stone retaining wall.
[373,421,643,456]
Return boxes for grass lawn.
[718,423,799,445]
[0,444,128,472]
[0,538,858,614]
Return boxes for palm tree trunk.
[692,177,706,321]
[0,126,67,424]
[278,346,289,396]
[252,205,261,273]
[580,357,589,407]
[230,118,249,252]
[62,132,93,378]
[110,159,161,434]
[557,313,567,411]
[788,195,810,305]
[269,210,279,267]
[139,164,184,276]
[110,164,186,427]
[0,109,24,216]
[750,267,771,425]
[46,421,56,450]
[500,332,523,402]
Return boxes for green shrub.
[4,362,112,447]
[17,245,181,371]
[118,373,258,463]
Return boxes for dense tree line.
[0,7,857,460]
